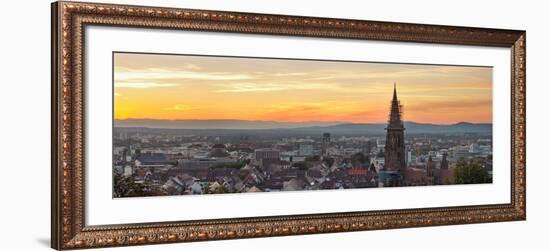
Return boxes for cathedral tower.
[384,83,406,171]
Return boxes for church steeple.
[393,82,398,100]
[384,82,406,174]
[388,82,404,129]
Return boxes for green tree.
[352,152,368,164]
[305,155,320,162]
[453,159,492,184]
[323,157,335,167]
[292,161,309,170]
[113,173,130,197]
[207,184,228,194]
[352,152,369,168]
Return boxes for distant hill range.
[114,119,492,135]
[115,119,344,130]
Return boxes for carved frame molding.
[51,1,526,249]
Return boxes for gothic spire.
[384,82,407,175]
[388,82,403,129]
[393,82,397,101]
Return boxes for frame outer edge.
[51,1,62,250]
[51,1,527,249]
[520,32,526,220]
[511,32,526,220]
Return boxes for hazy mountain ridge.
[114,119,491,135]
[115,119,346,130]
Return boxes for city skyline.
[113,84,492,198]
[114,53,492,125]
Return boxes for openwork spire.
[384,82,407,174]
[393,82,398,101]
[388,82,404,129]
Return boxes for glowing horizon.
[114,53,492,125]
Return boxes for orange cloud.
[114,53,492,124]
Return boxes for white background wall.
[0,0,547,250]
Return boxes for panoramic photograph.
[112,52,493,198]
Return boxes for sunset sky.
[114,53,492,125]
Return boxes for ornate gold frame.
[51,1,526,250]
